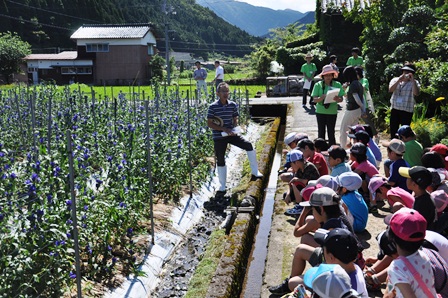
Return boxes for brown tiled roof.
[70,23,153,39]
[24,51,78,60]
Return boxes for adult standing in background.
[388,63,420,139]
[346,47,363,67]
[329,55,339,73]
[311,65,345,145]
[339,66,366,148]
[213,60,224,91]
[300,53,317,107]
[193,61,208,100]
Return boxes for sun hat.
[336,172,362,191]
[368,176,388,200]
[384,207,427,242]
[401,65,416,73]
[315,175,339,191]
[376,230,397,260]
[305,52,314,58]
[386,138,406,155]
[431,189,448,213]
[304,264,359,298]
[300,187,338,207]
[318,64,338,78]
[350,143,367,155]
[314,228,359,263]
[430,144,448,157]
[328,146,347,161]
[290,149,304,162]
[210,116,223,127]
[396,125,414,138]
[284,132,297,146]
[399,166,432,189]
[300,184,323,202]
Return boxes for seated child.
[384,139,410,192]
[368,176,414,213]
[399,166,436,230]
[396,125,423,167]
[298,138,329,176]
[327,146,352,177]
[336,172,369,232]
[385,208,438,297]
[349,143,379,196]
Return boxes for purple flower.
[69,271,76,279]
[107,245,112,251]
[119,202,127,208]
[31,173,39,181]
[9,173,17,179]
[66,200,72,206]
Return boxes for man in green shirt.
[346,47,363,67]
[301,53,317,107]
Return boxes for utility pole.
[163,0,176,86]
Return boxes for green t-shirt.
[301,63,317,80]
[346,56,364,67]
[404,139,423,167]
[359,78,369,108]
[311,81,345,115]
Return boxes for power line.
[6,0,100,24]
[0,13,73,31]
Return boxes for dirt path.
[261,101,389,297]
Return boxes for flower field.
[0,85,250,297]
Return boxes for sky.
[235,0,316,12]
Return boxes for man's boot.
[217,166,227,194]
[247,150,263,178]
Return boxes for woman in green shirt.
[311,65,345,145]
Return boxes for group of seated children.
[269,126,448,297]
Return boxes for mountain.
[196,0,314,36]
[0,0,260,58]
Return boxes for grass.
[184,229,227,298]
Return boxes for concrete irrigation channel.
[119,97,386,298]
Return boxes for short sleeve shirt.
[294,161,320,182]
[388,158,410,192]
[386,187,414,208]
[413,192,436,230]
[348,265,369,298]
[389,77,421,113]
[194,68,207,80]
[207,99,238,139]
[215,65,224,80]
[309,152,329,176]
[331,162,352,177]
[301,63,317,80]
[311,81,345,115]
[346,80,364,111]
[351,160,379,179]
[387,251,437,298]
[346,56,364,67]
[341,191,368,232]
[404,139,423,167]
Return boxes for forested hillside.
[0,0,260,58]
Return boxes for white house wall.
[76,33,157,47]
[27,60,93,69]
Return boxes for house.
[25,51,93,85]
[24,23,158,85]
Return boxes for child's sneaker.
[284,204,303,216]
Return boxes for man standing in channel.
[207,82,263,196]
[213,60,224,91]
[194,61,208,100]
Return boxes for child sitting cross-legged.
[368,176,414,213]
[327,145,352,177]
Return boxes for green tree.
[0,32,31,83]
[148,54,165,80]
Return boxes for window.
[86,43,109,52]
[61,67,92,75]
[148,44,155,55]
[28,67,38,73]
